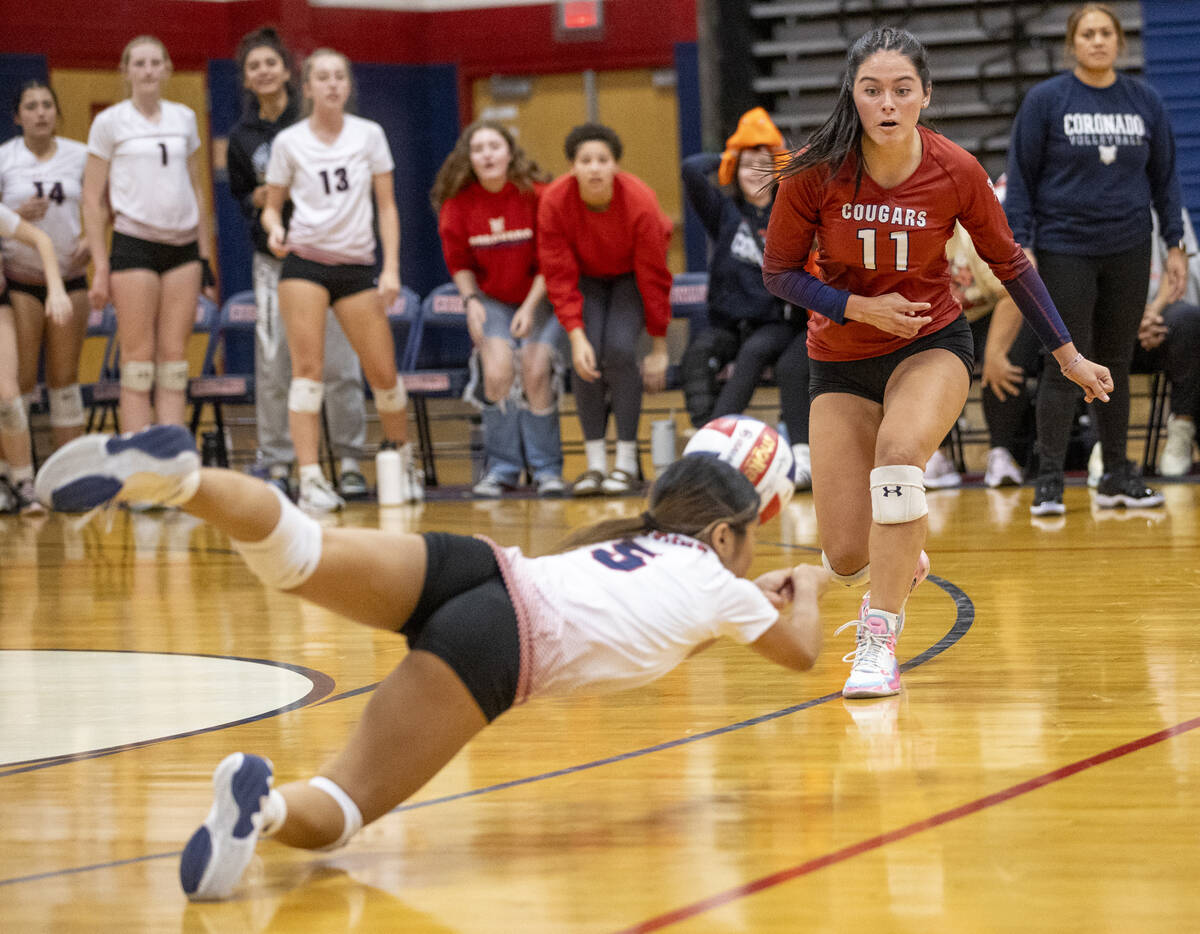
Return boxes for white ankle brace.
[309,776,363,851]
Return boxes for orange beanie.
[718,107,785,186]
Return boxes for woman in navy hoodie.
[1006,3,1187,516]
[679,108,811,487]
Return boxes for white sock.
[10,464,33,483]
[865,607,902,632]
[259,788,287,837]
[615,440,638,475]
[340,457,360,475]
[585,439,607,474]
[299,464,325,486]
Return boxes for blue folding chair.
[188,292,256,465]
[401,283,475,486]
[667,271,710,388]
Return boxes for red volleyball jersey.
[764,126,1029,361]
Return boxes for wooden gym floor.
[2,465,1199,932]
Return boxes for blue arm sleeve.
[680,153,725,241]
[762,267,850,324]
[1001,264,1072,351]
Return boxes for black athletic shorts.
[809,315,975,405]
[109,232,200,275]
[401,532,521,722]
[280,254,376,303]
[6,276,89,302]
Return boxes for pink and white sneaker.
[837,551,926,699]
[837,609,902,698]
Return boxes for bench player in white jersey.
[0,80,90,451]
[35,427,831,899]
[262,48,419,513]
[0,202,71,513]
[83,35,216,432]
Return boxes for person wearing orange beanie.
[680,107,812,489]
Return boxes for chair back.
[669,271,710,333]
[388,285,422,371]
[410,283,474,372]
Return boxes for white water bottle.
[376,441,403,506]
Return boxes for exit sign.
[556,0,604,41]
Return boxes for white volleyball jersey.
[265,114,393,266]
[87,99,200,245]
[0,136,87,282]
[488,532,779,701]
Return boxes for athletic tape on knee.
[870,464,928,524]
[0,397,28,434]
[156,360,190,392]
[48,384,85,428]
[821,551,870,587]
[232,485,323,591]
[372,380,407,413]
[121,360,155,392]
[288,377,324,413]
[308,775,363,851]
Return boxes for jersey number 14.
[857,229,909,271]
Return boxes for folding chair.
[81,305,121,432]
[188,292,256,466]
[667,271,710,388]
[401,283,474,486]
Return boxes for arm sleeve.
[1002,89,1047,247]
[86,111,114,161]
[1144,88,1185,246]
[437,199,475,276]
[680,152,725,240]
[264,136,292,188]
[368,122,395,175]
[631,205,674,337]
[537,192,585,332]
[762,171,852,323]
[184,107,201,155]
[225,134,259,221]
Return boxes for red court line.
[615,714,1200,933]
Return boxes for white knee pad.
[821,552,870,587]
[121,360,155,392]
[288,378,324,413]
[156,360,190,392]
[48,384,85,428]
[870,464,928,524]
[231,486,323,590]
[309,775,364,851]
[372,380,407,413]
[0,397,27,434]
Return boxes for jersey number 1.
[857,229,909,271]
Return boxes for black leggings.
[680,320,801,429]
[574,273,647,442]
[1033,241,1151,473]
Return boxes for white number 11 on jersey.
[857,229,909,271]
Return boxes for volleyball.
[683,415,796,522]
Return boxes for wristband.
[1060,352,1084,377]
[461,293,480,306]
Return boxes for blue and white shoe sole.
[180,752,274,901]
[34,425,199,512]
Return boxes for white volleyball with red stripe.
[683,415,796,522]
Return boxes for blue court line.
[0,575,973,889]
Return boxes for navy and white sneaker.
[34,426,200,512]
[180,753,275,901]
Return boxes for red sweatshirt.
[438,181,543,306]
[537,171,674,337]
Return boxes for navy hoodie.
[227,94,300,257]
[681,152,789,330]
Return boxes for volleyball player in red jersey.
[763,26,1113,698]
